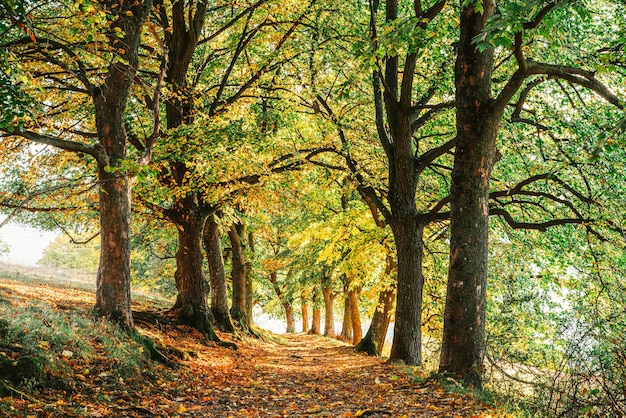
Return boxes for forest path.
[0,273,496,417]
[159,333,494,417]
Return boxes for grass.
[0,270,159,416]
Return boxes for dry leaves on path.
[0,276,503,417]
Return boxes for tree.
[440,0,625,388]
[134,0,317,338]
[1,0,155,329]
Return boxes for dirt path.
[0,276,497,417]
[146,333,494,417]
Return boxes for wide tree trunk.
[356,288,395,356]
[91,1,153,329]
[171,210,218,340]
[284,303,296,333]
[301,292,310,333]
[203,214,235,333]
[439,0,498,389]
[388,210,425,365]
[228,223,249,328]
[321,275,336,338]
[94,163,133,329]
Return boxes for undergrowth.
[0,290,153,399]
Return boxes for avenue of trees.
[1,0,625,415]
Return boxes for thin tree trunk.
[269,272,295,333]
[301,291,310,333]
[339,293,353,342]
[340,290,353,343]
[310,288,321,335]
[203,214,235,333]
[228,223,248,328]
[439,0,498,390]
[348,286,362,345]
[245,231,255,323]
[321,274,336,338]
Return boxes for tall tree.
[440,0,625,388]
[0,0,155,328]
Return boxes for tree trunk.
[348,286,362,345]
[310,289,321,335]
[339,277,352,342]
[245,231,255,324]
[91,1,153,329]
[94,164,133,329]
[339,290,353,343]
[321,275,336,338]
[160,2,220,342]
[356,288,395,356]
[389,217,425,365]
[203,214,235,333]
[269,272,295,333]
[228,223,249,328]
[171,210,219,340]
[283,303,296,333]
[301,292,310,333]
[439,0,498,389]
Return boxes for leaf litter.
[0,276,503,417]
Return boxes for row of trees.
[1,0,625,411]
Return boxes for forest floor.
[0,271,504,417]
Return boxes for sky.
[0,215,59,266]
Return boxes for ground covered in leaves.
[0,272,504,417]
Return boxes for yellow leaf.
[38,341,50,350]
[125,10,133,16]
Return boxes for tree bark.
[348,286,362,345]
[245,231,255,323]
[203,214,235,333]
[321,274,336,338]
[339,276,353,342]
[389,220,424,365]
[92,1,153,329]
[356,287,395,356]
[439,0,497,389]
[301,291,310,333]
[283,303,296,333]
[94,161,133,329]
[310,288,321,335]
[228,223,249,328]
[339,290,353,343]
[171,209,218,340]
